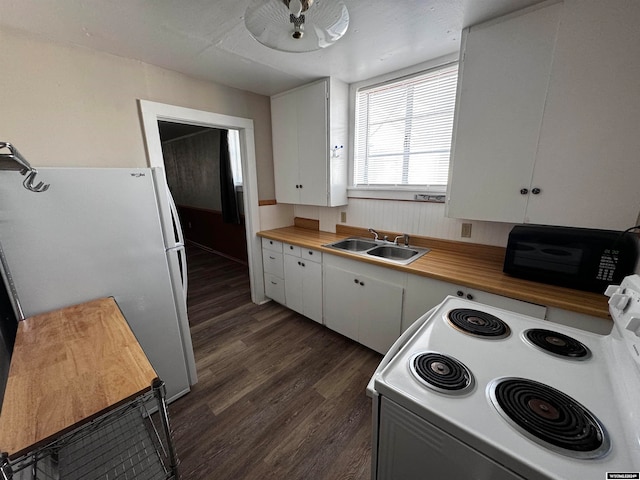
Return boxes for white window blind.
[354,63,459,187]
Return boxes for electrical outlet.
[461,223,472,238]
[340,211,347,223]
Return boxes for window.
[227,129,243,186]
[353,63,458,189]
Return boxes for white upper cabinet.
[271,77,348,207]
[447,1,640,230]
[447,1,561,224]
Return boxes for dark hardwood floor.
[169,245,382,480]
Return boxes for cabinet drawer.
[262,238,283,253]
[264,273,286,304]
[284,243,302,257]
[301,248,321,263]
[263,251,284,278]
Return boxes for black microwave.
[503,225,638,293]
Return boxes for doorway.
[157,123,248,264]
[138,100,267,305]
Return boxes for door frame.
[138,99,266,304]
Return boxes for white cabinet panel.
[324,264,360,340]
[264,273,285,305]
[403,274,546,332]
[358,274,404,354]
[271,78,348,207]
[262,238,283,253]
[262,241,285,305]
[284,248,323,323]
[324,257,404,354]
[271,91,300,205]
[447,1,561,223]
[263,251,284,278]
[284,248,322,323]
[447,1,640,230]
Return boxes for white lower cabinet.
[323,255,404,354]
[284,245,322,323]
[262,239,286,305]
[402,274,546,332]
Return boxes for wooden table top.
[258,226,610,320]
[0,297,157,458]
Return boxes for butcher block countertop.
[0,297,157,458]
[258,224,610,320]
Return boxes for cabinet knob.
[520,188,529,195]
[298,261,301,266]
[295,184,299,189]
[456,290,464,297]
[290,245,294,250]
[301,262,305,267]
[359,281,365,286]
[300,184,303,188]
[308,251,313,255]
[269,256,275,260]
[531,187,541,195]
[354,278,359,284]
[466,294,474,300]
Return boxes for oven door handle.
[366,306,438,398]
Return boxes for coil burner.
[410,352,475,395]
[447,308,510,339]
[523,329,591,360]
[488,378,610,459]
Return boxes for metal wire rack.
[1,381,178,480]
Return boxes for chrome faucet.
[394,234,410,247]
[368,228,380,241]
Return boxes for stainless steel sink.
[327,238,379,252]
[366,245,420,261]
[324,237,430,265]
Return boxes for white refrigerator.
[0,167,197,402]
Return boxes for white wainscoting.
[294,199,515,247]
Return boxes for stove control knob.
[609,292,631,311]
[605,284,622,297]
[625,317,640,337]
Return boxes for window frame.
[348,53,459,201]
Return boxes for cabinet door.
[297,80,329,206]
[403,275,455,332]
[271,91,301,204]
[284,254,303,315]
[447,2,561,223]
[301,260,322,323]
[285,253,322,323]
[323,265,360,341]
[358,274,404,354]
[522,3,640,230]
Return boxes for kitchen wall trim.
[138,99,268,304]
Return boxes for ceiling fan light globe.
[244,0,349,52]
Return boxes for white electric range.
[368,274,640,480]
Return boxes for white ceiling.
[0,0,543,96]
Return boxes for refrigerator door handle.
[166,186,185,248]
[167,244,188,300]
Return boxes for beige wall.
[0,26,276,200]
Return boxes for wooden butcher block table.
[0,297,178,479]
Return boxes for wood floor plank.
[169,245,382,480]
